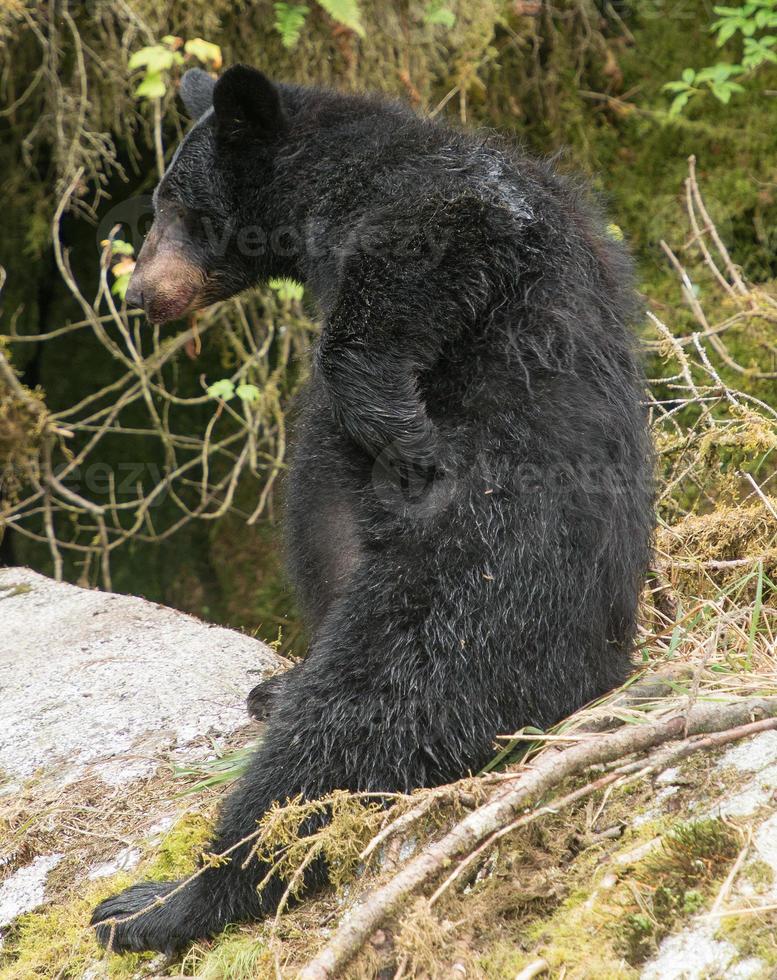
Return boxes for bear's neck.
[260,84,422,313]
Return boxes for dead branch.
[297,697,777,980]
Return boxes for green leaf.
[715,19,742,43]
[669,90,693,116]
[711,82,733,101]
[128,44,176,73]
[681,67,696,83]
[273,3,310,48]
[423,1,456,27]
[667,624,684,657]
[743,36,777,65]
[697,62,744,83]
[236,383,262,403]
[662,80,693,92]
[184,38,223,67]
[606,223,624,241]
[111,273,132,300]
[109,239,135,257]
[268,277,305,301]
[135,72,167,100]
[207,379,236,400]
[316,0,365,36]
[747,560,764,663]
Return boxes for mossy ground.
[3,654,777,979]
[0,811,213,979]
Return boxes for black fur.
[92,65,654,953]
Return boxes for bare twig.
[298,699,777,980]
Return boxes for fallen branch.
[297,697,777,980]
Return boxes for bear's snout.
[126,227,206,324]
[124,276,144,309]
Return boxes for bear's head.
[125,65,287,324]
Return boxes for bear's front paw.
[91,880,197,954]
[247,673,288,721]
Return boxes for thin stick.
[298,701,777,980]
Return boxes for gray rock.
[0,568,289,932]
[0,567,287,786]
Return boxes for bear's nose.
[125,276,144,310]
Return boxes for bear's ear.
[179,68,216,120]
[213,65,285,142]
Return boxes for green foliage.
[642,818,740,890]
[106,240,136,300]
[663,64,745,116]
[174,742,256,793]
[108,239,135,257]
[616,818,743,963]
[274,3,311,48]
[316,0,365,37]
[272,0,366,46]
[663,0,777,114]
[129,35,222,101]
[268,277,305,302]
[423,1,456,28]
[236,383,261,403]
[128,40,184,100]
[183,37,223,67]
[207,379,236,400]
[184,934,272,978]
[206,380,264,403]
[110,272,132,299]
[712,1,777,45]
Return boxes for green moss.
[145,812,213,880]
[608,818,741,963]
[717,912,777,968]
[478,943,536,978]
[0,875,154,979]
[639,818,740,891]
[180,932,273,978]
[522,884,640,979]
[490,812,741,975]
[742,859,776,893]
[0,813,213,978]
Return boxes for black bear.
[92,64,653,953]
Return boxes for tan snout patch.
[128,221,208,324]
[139,251,205,324]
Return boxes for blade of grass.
[747,559,765,669]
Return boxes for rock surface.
[0,567,285,786]
[0,567,288,934]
